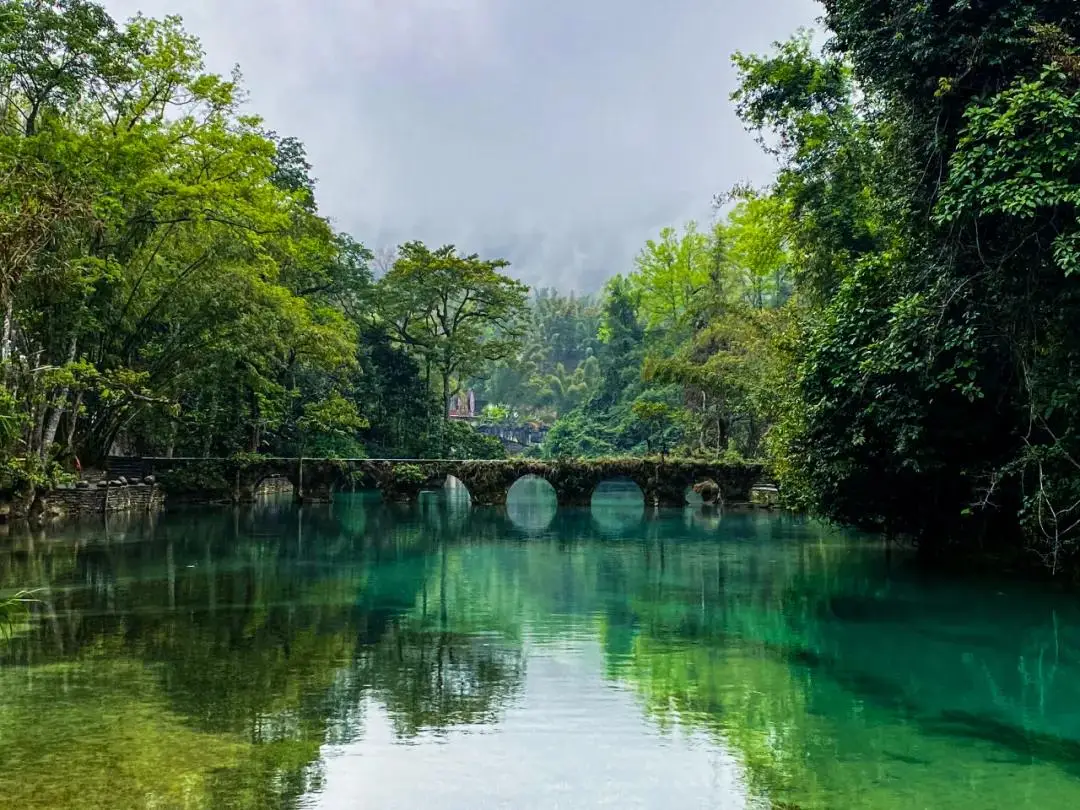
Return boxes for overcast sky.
[101,0,820,291]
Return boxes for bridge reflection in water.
[4,491,1073,810]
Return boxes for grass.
[0,589,39,638]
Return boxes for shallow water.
[1,480,1079,809]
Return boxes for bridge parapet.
[114,456,765,509]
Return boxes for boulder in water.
[692,478,721,505]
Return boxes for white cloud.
[102,0,819,291]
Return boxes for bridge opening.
[419,477,471,532]
[590,478,645,535]
[684,486,703,506]
[439,474,472,507]
[506,475,557,535]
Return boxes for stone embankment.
[43,476,164,519]
[0,475,165,523]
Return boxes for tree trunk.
[41,399,65,461]
[65,390,83,454]
[1,294,12,366]
[41,337,78,459]
[30,402,46,458]
[165,420,177,458]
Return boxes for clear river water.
[1,479,1079,809]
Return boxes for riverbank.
[0,478,163,524]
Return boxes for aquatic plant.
[0,589,38,638]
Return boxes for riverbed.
[1,480,1078,809]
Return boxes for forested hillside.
[474,209,792,462]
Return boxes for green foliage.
[938,67,1080,275]
[727,2,1080,571]
[595,275,646,408]
[353,323,438,458]
[537,191,797,464]
[630,398,683,457]
[473,289,602,421]
[297,392,368,458]
[156,459,232,498]
[437,421,506,461]
[377,242,529,420]
[542,408,619,459]
[480,404,511,424]
[390,464,427,485]
[534,358,601,415]
[630,222,713,340]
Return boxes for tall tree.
[377,242,529,419]
[630,223,712,340]
[0,1,366,474]
[734,7,1080,570]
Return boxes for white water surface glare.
[315,639,755,810]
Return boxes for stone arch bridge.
[113,457,764,509]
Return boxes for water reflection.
[437,474,472,508]
[1,495,1079,809]
[505,475,557,535]
[590,478,646,536]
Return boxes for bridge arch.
[247,472,297,500]
[590,477,646,535]
[440,474,473,506]
[507,473,558,500]
[506,474,557,534]
[233,459,301,503]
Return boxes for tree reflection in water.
[1,497,1080,809]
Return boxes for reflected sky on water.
[1,482,1080,809]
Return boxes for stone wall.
[39,480,164,520]
[122,455,769,509]
[255,476,294,496]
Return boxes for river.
[1,479,1079,809]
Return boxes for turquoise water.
[1,480,1079,809]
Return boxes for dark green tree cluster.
[734,4,1080,571]
[0,0,522,491]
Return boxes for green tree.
[377,242,529,420]
[725,194,793,309]
[733,6,1080,570]
[631,398,681,458]
[630,222,712,340]
[0,1,367,481]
